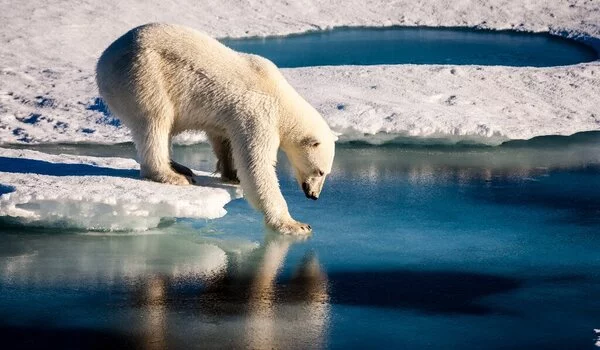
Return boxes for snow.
[0,148,242,230]
[0,0,598,146]
[286,64,600,145]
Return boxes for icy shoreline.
[0,0,599,145]
[0,148,241,230]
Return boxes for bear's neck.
[275,78,319,151]
[278,105,314,152]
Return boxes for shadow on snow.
[0,157,139,178]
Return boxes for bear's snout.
[302,182,319,200]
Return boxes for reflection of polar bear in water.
[96,23,337,234]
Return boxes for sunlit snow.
[0,148,241,230]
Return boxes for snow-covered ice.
[286,64,600,145]
[0,0,598,145]
[0,148,241,230]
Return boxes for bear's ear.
[329,131,339,142]
[301,136,320,147]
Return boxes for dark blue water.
[221,27,598,67]
[1,135,600,349]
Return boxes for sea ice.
[0,0,598,146]
[284,63,600,145]
[0,148,242,231]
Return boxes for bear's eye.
[301,137,320,148]
[317,170,324,176]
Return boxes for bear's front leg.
[263,204,312,235]
[229,128,312,235]
[274,220,312,235]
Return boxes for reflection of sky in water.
[1,134,600,349]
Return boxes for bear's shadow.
[0,156,236,191]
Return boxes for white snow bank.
[0,148,242,231]
[285,63,600,145]
[0,0,599,145]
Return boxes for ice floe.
[0,148,241,231]
[285,63,600,145]
[0,0,598,146]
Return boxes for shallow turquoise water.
[1,134,600,349]
[221,27,598,67]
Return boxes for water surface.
[222,27,598,67]
[1,135,600,349]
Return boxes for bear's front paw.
[270,220,312,235]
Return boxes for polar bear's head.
[286,128,337,200]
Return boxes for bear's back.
[98,23,285,98]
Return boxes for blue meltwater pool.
[221,27,598,67]
[1,134,599,349]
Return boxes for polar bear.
[96,23,337,235]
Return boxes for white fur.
[96,23,336,234]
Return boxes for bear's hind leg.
[208,134,239,183]
[135,118,192,186]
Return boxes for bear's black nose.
[302,182,318,200]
